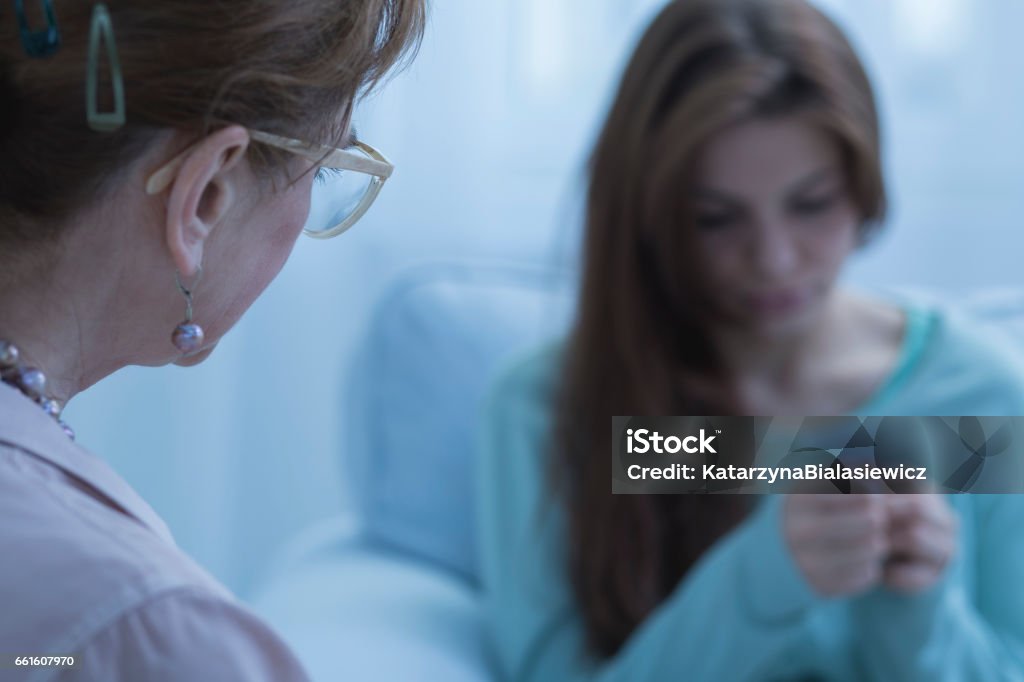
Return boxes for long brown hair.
[0,0,425,253]
[552,0,886,658]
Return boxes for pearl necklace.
[0,340,75,440]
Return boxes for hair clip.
[14,0,61,58]
[86,3,125,132]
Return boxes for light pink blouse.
[0,382,309,681]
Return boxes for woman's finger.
[884,561,940,593]
[888,521,956,567]
[888,494,956,533]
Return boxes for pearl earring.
[172,267,205,354]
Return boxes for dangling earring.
[172,267,205,354]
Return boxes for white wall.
[63,0,1024,596]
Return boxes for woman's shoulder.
[889,292,1023,364]
[0,444,236,662]
[0,444,307,679]
[68,585,308,681]
[930,302,1024,388]
[881,292,1024,414]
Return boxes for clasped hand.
[783,493,958,597]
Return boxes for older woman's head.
[0,0,424,399]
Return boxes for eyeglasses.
[145,129,394,239]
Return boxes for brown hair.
[552,0,886,658]
[0,0,425,248]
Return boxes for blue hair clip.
[86,4,125,133]
[14,0,61,58]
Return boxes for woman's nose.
[749,219,800,279]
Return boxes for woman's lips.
[745,289,811,316]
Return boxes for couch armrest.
[250,517,494,681]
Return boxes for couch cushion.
[343,264,574,584]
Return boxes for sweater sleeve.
[851,494,1024,682]
[477,350,823,682]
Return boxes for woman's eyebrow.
[786,166,839,194]
[690,186,743,207]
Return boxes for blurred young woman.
[0,1,422,679]
[478,1,1024,679]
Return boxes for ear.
[163,125,251,278]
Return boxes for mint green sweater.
[478,303,1024,681]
